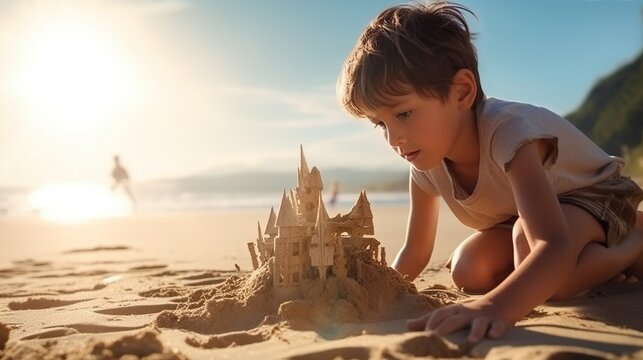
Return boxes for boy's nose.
[386,127,405,148]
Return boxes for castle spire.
[309,167,324,190]
[290,189,299,214]
[299,145,309,176]
[257,221,263,242]
[265,207,277,236]
[310,193,333,279]
[348,190,373,219]
[315,193,329,227]
[276,190,299,227]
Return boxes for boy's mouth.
[402,150,420,162]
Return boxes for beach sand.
[1,203,642,359]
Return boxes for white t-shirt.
[411,97,623,230]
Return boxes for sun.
[27,182,133,224]
[8,5,135,130]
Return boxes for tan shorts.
[446,175,642,269]
[558,175,643,246]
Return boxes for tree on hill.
[567,53,643,155]
[566,51,643,157]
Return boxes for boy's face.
[363,90,466,171]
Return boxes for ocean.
[0,183,409,222]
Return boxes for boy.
[338,2,643,342]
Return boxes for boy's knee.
[450,256,497,294]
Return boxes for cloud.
[305,132,404,168]
[211,84,350,128]
[195,130,404,175]
[264,118,345,129]
[115,0,192,15]
[246,132,402,170]
[184,83,402,172]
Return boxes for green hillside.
[566,51,643,175]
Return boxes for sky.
[0,0,641,188]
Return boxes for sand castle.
[154,148,437,335]
[247,146,387,296]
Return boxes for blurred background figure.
[329,180,340,207]
[111,155,136,207]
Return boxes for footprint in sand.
[21,328,79,340]
[12,260,51,267]
[184,278,227,287]
[287,346,372,360]
[391,332,463,358]
[30,270,111,278]
[55,283,107,294]
[128,265,168,271]
[178,272,217,281]
[186,331,273,349]
[63,246,131,254]
[176,271,230,286]
[149,270,190,277]
[21,324,149,340]
[60,323,148,333]
[0,268,27,278]
[138,286,191,298]
[0,291,59,299]
[8,297,89,310]
[0,261,52,277]
[285,333,463,360]
[94,303,177,316]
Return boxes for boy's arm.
[484,140,575,320]
[410,140,577,341]
[392,177,439,281]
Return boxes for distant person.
[111,155,136,206]
[329,180,340,207]
[337,2,643,343]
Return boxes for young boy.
[338,2,643,342]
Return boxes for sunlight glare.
[10,7,135,130]
[27,183,133,223]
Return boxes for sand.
[1,203,642,359]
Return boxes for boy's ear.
[451,68,477,109]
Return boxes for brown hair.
[338,1,483,118]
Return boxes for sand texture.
[1,206,642,359]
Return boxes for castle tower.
[347,191,375,236]
[255,207,277,261]
[309,194,334,280]
[248,242,259,270]
[334,236,347,278]
[274,191,307,289]
[255,221,266,266]
[298,145,309,180]
[245,221,263,270]
[265,206,278,239]
[290,189,299,215]
[296,147,324,224]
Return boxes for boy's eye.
[373,121,386,129]
[396,110,412,120]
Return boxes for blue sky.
[180,0,641,112]
[0,0,640,187]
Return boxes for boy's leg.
[623,210,643,279]
[513,204,643,300]
[449,227,514,294]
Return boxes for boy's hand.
[406,299,510,343]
